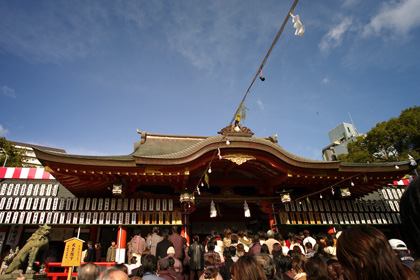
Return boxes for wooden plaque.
[79,212,85,224]
[111,213,117,224]
[324,200,330,212]
[165,212,171,224]
[13,184,20,196]
[72,198,78,211]
[40,184,46,196]
[158,212,164,224]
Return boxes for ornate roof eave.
[33,147,136,167]
[33,135,414,175]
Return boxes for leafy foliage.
[338,106,420,163]
[0,137,25,167]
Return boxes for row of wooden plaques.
[279,211,401,225]
[0,211,184,225]
[0,197,175,212]
[284,199,400,213]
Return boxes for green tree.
[338,106,420,163]
[0,137,25,167]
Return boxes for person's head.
[230,255,268,280]
[95,242,101,249]
[98,267,129,280]
[255,253,276,280]
[193,235,199,242]
[305,242,313,250]
[304,256,331,280]
[272,243,282,257]
[130,256,137,265]
[114,263,128,274]
[274,254,292,274]
[111,241,116,247]
[303,230,310,237]
[266,230,275,239]
[337,225,417,280]
[258,230,266,241]
[172,226,179,234]
[162,228,170,239]
[224,228,232,238]
[158,258,170,271]
[292,245,302,256]
[167,246,175,256]
[230,234,238,244]
[400,176,420,258]
[229,246,236,257]
[203,267,218,280]
[261,244,270,254]
[223,247,232,259]
[167,257,175,268]
[389,239,410,254]
[325,234,335,247]
[78,262,100,280]
[291,254,306,275]
[252,235,260,243]
[236,243,245,257]
[316,233,326,243]
[87,240,93,247]
[207,239,216,252]
[152,227,159,233]
[204,259,215,269]
[142,254,158,273]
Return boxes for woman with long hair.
[336,225,418,280]
[304,256,331,280]
[291,255,307,280]
[230,255,267,280]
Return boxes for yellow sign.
[61,237,84,267]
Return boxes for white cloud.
[1,86,16,98]
[363,0,420,37]
[321,76,330,84]
[257,99,265,111]
[342,0,358,8]
[319,17,352,54]
[0,124,9,136]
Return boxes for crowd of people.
[74,176,420,280]
[77,224,419,280]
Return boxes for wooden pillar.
[89,225,99,242]
[116,226,127,263]
[181,212,190,244]
[261,201,277,232]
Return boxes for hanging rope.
[229,0,300,126]
[192,0,301,198]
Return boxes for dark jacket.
[220,258,234,280]
[248,242,262,257]
[156,238,174,259]
[188,241,204,270]
[84,246,95,262]
[95,249,101,262]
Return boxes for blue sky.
[1,0,419,160]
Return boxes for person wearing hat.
[389,239,416,267]
[156,229,174,260]
[157,258,176,280]
[165,247,183,277]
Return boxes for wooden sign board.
[62,238,84,267]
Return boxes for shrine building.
[0,125,416,262]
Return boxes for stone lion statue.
[5,224,51,275]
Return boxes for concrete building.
[322,122,364,161]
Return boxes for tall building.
[322,122,363,161]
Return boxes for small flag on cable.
[290,13,305,37]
